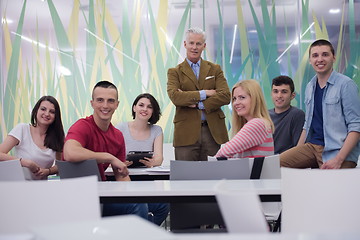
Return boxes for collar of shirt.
[186,58,201,79]
[186,58,201,67]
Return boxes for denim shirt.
[304,70,360,163]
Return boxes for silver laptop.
[0,159,27,181]
[56,159,101,181]
[170,159,251,180]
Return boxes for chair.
[281,168,360,234]
[169,159,251,232]
[215,185,269,233]
[170,159,251,180]
[56,159,101,181]
[0,176,100,234]
[0,159,26,181]
[162,143,175,167]
[256,154,281,179]
[250,155,282,231]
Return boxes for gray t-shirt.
[115,122,163,154]
[269,106,305,154]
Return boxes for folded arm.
[167,69,201,107]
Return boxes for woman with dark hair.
[116,93,163,167]
[0,96,65,179]
[116,93,169,226]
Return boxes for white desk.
[27,216,359,240]
[98,179,281,203]
[105,166,170,181]
[170,233,359,240]
[99,179,281,232]
[16,219,359,240]
[30,215,171,240]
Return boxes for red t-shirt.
[65,115,126,181]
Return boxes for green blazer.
[167,59,231,147]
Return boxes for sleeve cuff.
[199,90,206,101]
[198,101,205,110]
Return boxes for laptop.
[0,159,27,181]
[170,158,251,180]
[56,159,101,181]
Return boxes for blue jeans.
[102,203,169,226]
[147,203,170,226]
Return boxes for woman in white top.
[0,96,65,179]
[116,93,163,167]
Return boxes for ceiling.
[0,0,358,59]
[1,0,359,31]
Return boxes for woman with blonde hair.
[215,80,274,158]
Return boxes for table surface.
[98,179,281,204]
[105,166,170,181]
[169,233,360,240]
[30,215,171,240]
[24,214,360,240]
[98,179,281,197]
[106,166,170,176]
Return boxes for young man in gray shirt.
[269,76,305,154]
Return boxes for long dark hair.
[31,96,65,152]
[132,93,161,124]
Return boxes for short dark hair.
[309,39,335,56]
[272,75,295,93]
[132,93,161,124]
[92,81,118,99]
[31,96,65,152]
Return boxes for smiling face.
[133,97,153,122]
[91,87,119,124]
[36,100,56,126]
[232,86,252,121]
[184,33,206,63]
[271,84,295,113]
[309,45,335,76]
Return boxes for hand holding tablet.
[126,151,153,168]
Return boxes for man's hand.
[188,104,197,108]
[111,158,129,178]
[205,89,216,97]
[124,160,133,167]
[320,157,342,169]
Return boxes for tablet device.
[126,151,153,168]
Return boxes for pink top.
[215,118,274,158]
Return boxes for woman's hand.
[140,157,156,168]
[33,168,51,178]
[20,158,40,173]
